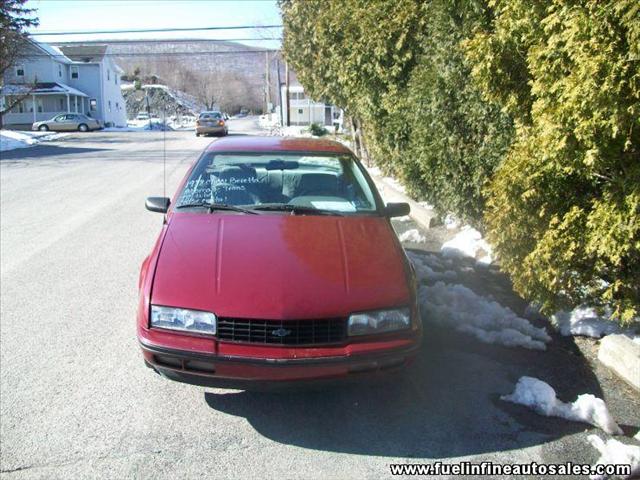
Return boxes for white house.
[280,84,342,129]
[0,40,127,129]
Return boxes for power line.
[29,24,283,36]
[51,37,282,45]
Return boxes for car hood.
[151,213,411,319]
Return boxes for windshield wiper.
[252,204,343,216]
[175,202,258,214]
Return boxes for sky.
[24,0,283,49]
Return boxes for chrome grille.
[216,318,346,346]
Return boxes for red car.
[138,136,422,388]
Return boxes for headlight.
[348,307,410,336]
[150,305,216,335]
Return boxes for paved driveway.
[1,129,638,479]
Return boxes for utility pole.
[265,51,271,113]
[276,57,283,126]
[285,60,290,127]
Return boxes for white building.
[0,40,127,129]
[280,85,342,129]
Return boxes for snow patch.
[441,226,493,263]
[419,281,551,350]
[444,214,460,230]
[407,251,456,283]
[501,377,623,435]
[551,306,629,338]
[271,125,311,137]
[394,215,412,223]
[407,251,549,350]
[1,130,68,152]
[587,435,640,480]
[398,229,426,244]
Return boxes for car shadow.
[204,329,602,458]
[203,252,606,459]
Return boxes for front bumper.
[140,339,421,389]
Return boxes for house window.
[29,99,44,113]
[115,75,117,85]
[16,65,25,77]
[90,98,97,111]
[59,98,64,110]
[71,66,79,79]
[107,70,110,81]
[108,100,111,112]
[298,109,303,114]
[18,101,25,113]
[116,102,119,110]
[58,64,62,77]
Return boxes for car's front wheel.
[78,124,89,132]
[38,124,49,132]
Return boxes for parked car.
[195,111,228,137]
[32,113,101,132]
[138,136,421,389]
[136,112,150,121]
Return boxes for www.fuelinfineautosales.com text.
[389,461,631,477]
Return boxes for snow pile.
[276,125,310,137]
[419,282,551,350]
[551,305,633,338]
[407,250,551,350]
[1,130,67,152]
[441,226,493,264]
[501,377,623,435]
[394,215,412,223]
[258,114,279,128]
[444,214,460,230]
[407,251,457,283]
[398,229,426,244]
[587,435,640,480]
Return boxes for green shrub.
[405,0,514,224]
[309,122,328,137]
[471,0,640,322]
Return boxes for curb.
[366,168,438,230]
[598,335,640,391]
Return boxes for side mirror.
[384,202,410,218]
[145,197,170,213]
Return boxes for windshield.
[176,153,379,214]
[199,112,222,120]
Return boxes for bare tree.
[0,0,39,126]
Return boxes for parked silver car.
[195,111,228,137]
[32,113,102,132]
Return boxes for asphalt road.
[1,120,638,479]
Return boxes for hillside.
[56,39,283,114]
